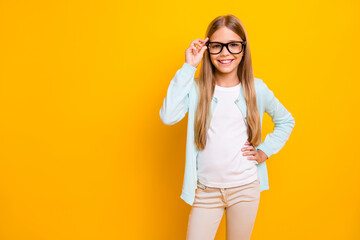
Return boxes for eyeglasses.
[205,41,246,54]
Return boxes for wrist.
[185,62,197,68]
[258,149,268,161]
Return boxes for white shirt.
[196,83,258,188]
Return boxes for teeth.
[219,60,233,63]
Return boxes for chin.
[215,66,237,73]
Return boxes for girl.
[159,14,295,240]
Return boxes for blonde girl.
[160,14,295,240]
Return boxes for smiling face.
[208,26,244,75]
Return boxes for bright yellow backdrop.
[0,0,359,239]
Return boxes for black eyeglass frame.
[205,41,246,54]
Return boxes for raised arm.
[159,63,197,125]
[159,37,209,125]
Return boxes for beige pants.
[186,178,260,240]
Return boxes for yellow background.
[0,0,359,239]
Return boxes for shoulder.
[254,77,274,107]
[254,77,267,94]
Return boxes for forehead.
[210,26,242,42]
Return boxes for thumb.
[200,45,207,54]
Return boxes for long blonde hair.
[194,14,261,150]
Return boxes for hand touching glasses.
[185,37,209,68]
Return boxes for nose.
[219,46,231,56]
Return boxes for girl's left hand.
[241,141,268,164]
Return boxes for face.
[208,26,244,74]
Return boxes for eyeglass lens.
[208,42,243,54]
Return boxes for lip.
[218,59,234,65]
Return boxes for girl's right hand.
[185,37,209,68]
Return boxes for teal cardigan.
[159,62,295,206]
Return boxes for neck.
[214,70,240,87]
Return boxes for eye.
[209,43,221,49]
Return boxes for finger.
[192,38,208,47]
[194,44,205,53]
[191,41,202,50]
[195,37,208,44]
[190,46,197,54]
[243,152,254,157]
[199,37,209,44]
[247,152,258,159]
[247,155,256,160]
[248,156,259,163]
[242,149,255,156]
[242,145,254,151]
[192,40,202,48]
[189,40,199,49]
[200,45,207,54]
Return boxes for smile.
[218,59,234,65]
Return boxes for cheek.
[235,57,243,65]
[210,57,217,64]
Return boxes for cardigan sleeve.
[255,81,295,159]
[159,62,197,125]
